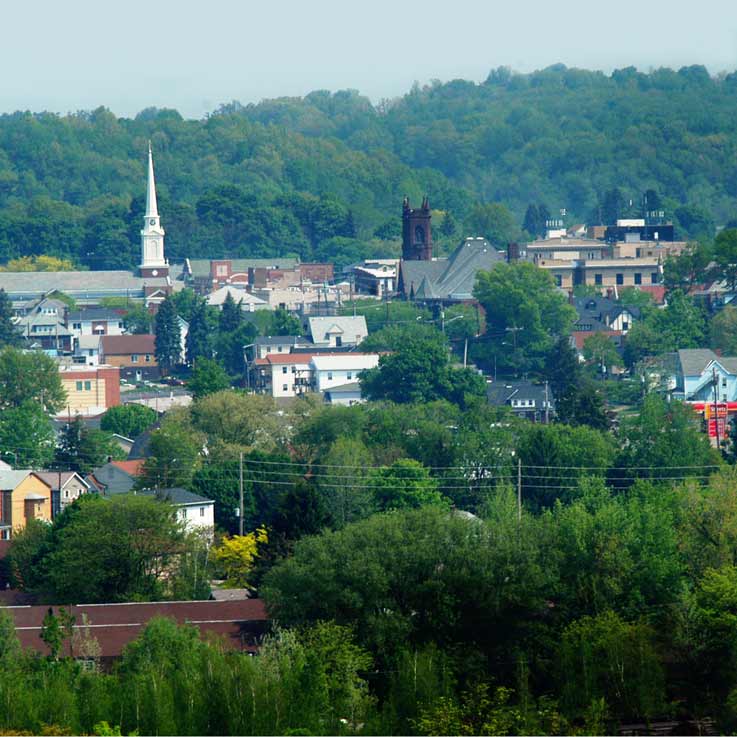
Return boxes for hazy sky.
[3,0,736,119]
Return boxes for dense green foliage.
[2,66,737,272]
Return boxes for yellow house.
[0,471,52,540]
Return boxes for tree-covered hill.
[1,63,736,270]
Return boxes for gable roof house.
[307,316,368,348]
[66,308,125,338]
[572,296,640,334]
[99,334,159,381]
[671,348,737,404]
[35,471,90,518]
[15,297,74,353]
[0,471,53,540]
[398,237,505,302]
[486,381,555,423]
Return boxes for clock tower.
[139,142,169,278]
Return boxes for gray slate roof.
[0,271,168,299]
[254,336,305,346]
[677,348,737,376]
[0,470,46,491]
[141,488,213,505]
[401,238,504,301]
[486,380,555,410]
[89,463,137,495]
[67,308,123,321]
[308,316,367,344]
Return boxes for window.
[347,372,352,380]
[622,321,629,331]
[200,507,205,517]
[335,336,342,347]
[723,377,727,387]
[634,272,642,285]
[282,384,288,391]
[282,366,288,374]
[414,225,425,244]
[651,273,658,284]
[277,345,283,352]
[594,274,602,286]
[144,354,151,362]
[616,273,624,285]
[118,322,124,328]
[73,322,82,329]
[84,381,91,391]
[76,381,83,391]
[555,275,562,287]
[328,372,333,380]
[216,264,228,276]
[131,354,139,363]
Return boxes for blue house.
[673,349,737,403]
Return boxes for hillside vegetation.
[0,64,735,269]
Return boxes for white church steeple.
[139,142,168,277]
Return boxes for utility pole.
[239,452,244,536]
[517,457,522,522]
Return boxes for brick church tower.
[402,196,432,261]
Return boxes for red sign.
[708,418,727,438]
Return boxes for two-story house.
[35,471,90,518]
[310,354,379,393]
[15,298,74,353]
[486,381,555,423]
[66,308,125,338]
[307,316,368,348]
[99,334,159,381]
[0,471,52,539]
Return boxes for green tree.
[360,330,485,407]
[219,291,242,333]
[523,203,540,238]
[466,202,520,247]
[100,403,157,439]
[559,611,665,720]
[154,297,181,372]
[612,395,721,485]
[0,400,55,467]
[711,306,737,355]
[16,494,187,603]
[0,289,20,347]
[55,415,123,474]
[517,423,615,509]
[543,335,582,399]
[185,301,211,365]
[714,228,737,291]
[141,410,203,489]
[189,358,231,399]
[663,242,712,293]
[370,459,448,511]
[474,261,576,375]
[269,308,302,337]
[0,347,66,413]
[556,377,610,431]
[122,303,152,334]
[582,332,623,376]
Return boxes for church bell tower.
[139,142,169,278]
[402,196,432,261]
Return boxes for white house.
[67,308,125,338]
[142,488,215,534]
[255,353,313,398]
[308,316,368,348]
[310,354,379,393]
[324,381,364,406]
[74,335,102,366]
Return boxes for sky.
[2,0,736,119]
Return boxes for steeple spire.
[145,140,159,218]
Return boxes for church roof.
[400,237,504,301]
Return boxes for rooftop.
[100,334,156,355]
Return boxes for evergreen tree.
[154,297,181,372]
[55,415,121,474]
[186,301,211,366]
[439,211,458,239]
[523,204,540,238]
[219,291,242,333]
[537,203,551,236]
[0,289,20,348]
